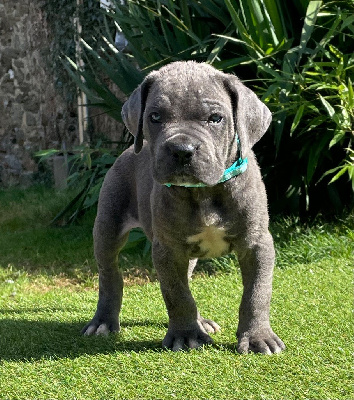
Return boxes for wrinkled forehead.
[146,69,232,113]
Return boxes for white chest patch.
[186,226,229,258]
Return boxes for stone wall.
[0,1,77,187]
[0,1,126,187]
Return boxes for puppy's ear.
[121,75,155,154]
[224,74,272,155]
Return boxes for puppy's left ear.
[224,74,272,155]
[121,74,155,154]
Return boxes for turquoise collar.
[164,136,248,188]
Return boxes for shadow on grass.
[0,317,165,362]
[0,316,238,362]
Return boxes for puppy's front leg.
[82,218,128,336]
[152,241,213,351]
[236,232,285,354]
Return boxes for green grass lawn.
[0,187,353,399]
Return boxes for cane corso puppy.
[82,61,285,354]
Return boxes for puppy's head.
[122,61,271,186]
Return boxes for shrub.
[53,0,353,215]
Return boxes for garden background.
[0,1,353,399]
[38,0,353,219]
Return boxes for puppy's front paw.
[82,316,120,336]
[162,321,214,351]
[237,329,285,354]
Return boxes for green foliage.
[253,2,354,212]
[36,140,126,224]
[50,0,353,214]
[36,141,153,254]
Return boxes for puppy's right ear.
[121,75,155,154]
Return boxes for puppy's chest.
[186,224,233,258]
[184,205,236,258]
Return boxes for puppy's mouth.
[162,174,206,187]
[153,140,225,187]
[155,168,223,188]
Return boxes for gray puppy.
[82,61,285,354]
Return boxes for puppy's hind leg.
[188,259,221,335]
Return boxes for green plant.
[66,0,305,115]
[51,0,353,215]
[321,147,354,190]
[36,141,121,224]
[62,0,228,118]
[251,2,354,212]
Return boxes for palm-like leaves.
[62,0,353,214]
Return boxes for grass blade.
[180,0,192,30]
[290,104,305,135]
[297,0,322,65]
[319,94,335,118]
[263,0,287,41]
[193,0,230,26]
[224,0,264,58]
[206,35,229,64]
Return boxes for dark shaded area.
[0,316,165,362]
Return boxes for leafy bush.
[59,0,353,215]
[252,2,354,213]
[36,139,125,224]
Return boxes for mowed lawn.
[0,187,353,399]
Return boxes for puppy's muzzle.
[166,142,200,166]
[154,134,217,186]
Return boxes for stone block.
[13,59,24,69]
[10,103,24,123]
[1,47,20,69]
[53,155,68,190]
[22,153,37,171]
[25,112,37,127]
[19,171,34,188]
[14,68,25,84]
[14,128,25,145]
[1,80,15,94]
[15,93,27,103]
[24,98,40,113]
[0,169,21,187]
[18,83,30,95]
[4,154,22,171]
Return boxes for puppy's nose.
[167,143,198,165]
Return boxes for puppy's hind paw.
[82,318,120,336]
[198,316,221,334]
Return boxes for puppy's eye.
[208,114,223,124]
[149,112,162,123]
